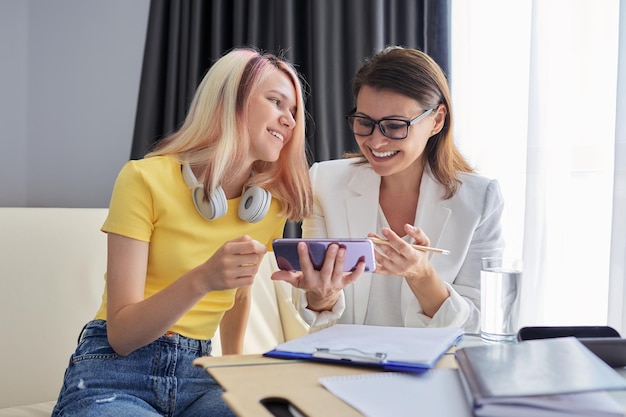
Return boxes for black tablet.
[517,326,626,368]
[579,338,626,368]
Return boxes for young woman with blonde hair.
[53,47,312,417]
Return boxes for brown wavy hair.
[346,46,473,199]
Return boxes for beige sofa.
[0,207,307,416]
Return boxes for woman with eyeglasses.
[273,46,504,332]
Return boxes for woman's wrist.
[305,290,340,312]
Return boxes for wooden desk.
[195,335,626,417]
[193,347,461,417]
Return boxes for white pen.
[370,237,450,255]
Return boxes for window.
[451,0,620,326]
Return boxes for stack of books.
[455,337,626,417]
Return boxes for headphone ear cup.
[238,186,272,223]
[183,162,269,222]
[193,185,228,220]
[183,162,228,220]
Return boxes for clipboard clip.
[312,347,387,363]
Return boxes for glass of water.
[480,257,522,343]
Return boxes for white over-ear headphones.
[182,162,272,223]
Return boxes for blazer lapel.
[345,164,380,324]
[343,164,452,324]
[401,167,452,315]
[414,167,451,250]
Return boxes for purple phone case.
[272,238,376,272]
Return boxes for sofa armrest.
[0,208,108,409]
[268,253,309,341]
[210,253,309,356]
[0,401,56,417]
[0,207,307,412]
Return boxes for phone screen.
[272,238,375,272]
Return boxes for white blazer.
[297,158,505,332]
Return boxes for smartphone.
[517,326,620,341]
[517,326,626,367]
[272,238,376,272]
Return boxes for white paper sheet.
[320,369,473,417]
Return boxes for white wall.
[0,0,150,208]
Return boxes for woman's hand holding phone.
[270,239,370,312]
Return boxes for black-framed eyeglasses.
[345,107,435,140]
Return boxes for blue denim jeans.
[52,320,235,417]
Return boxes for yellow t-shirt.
[95,155,286,340]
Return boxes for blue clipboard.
[264,324,463,373]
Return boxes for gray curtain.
[131,0,450,235]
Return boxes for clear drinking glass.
[480,257,522,343]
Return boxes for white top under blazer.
[295,158,505,333]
